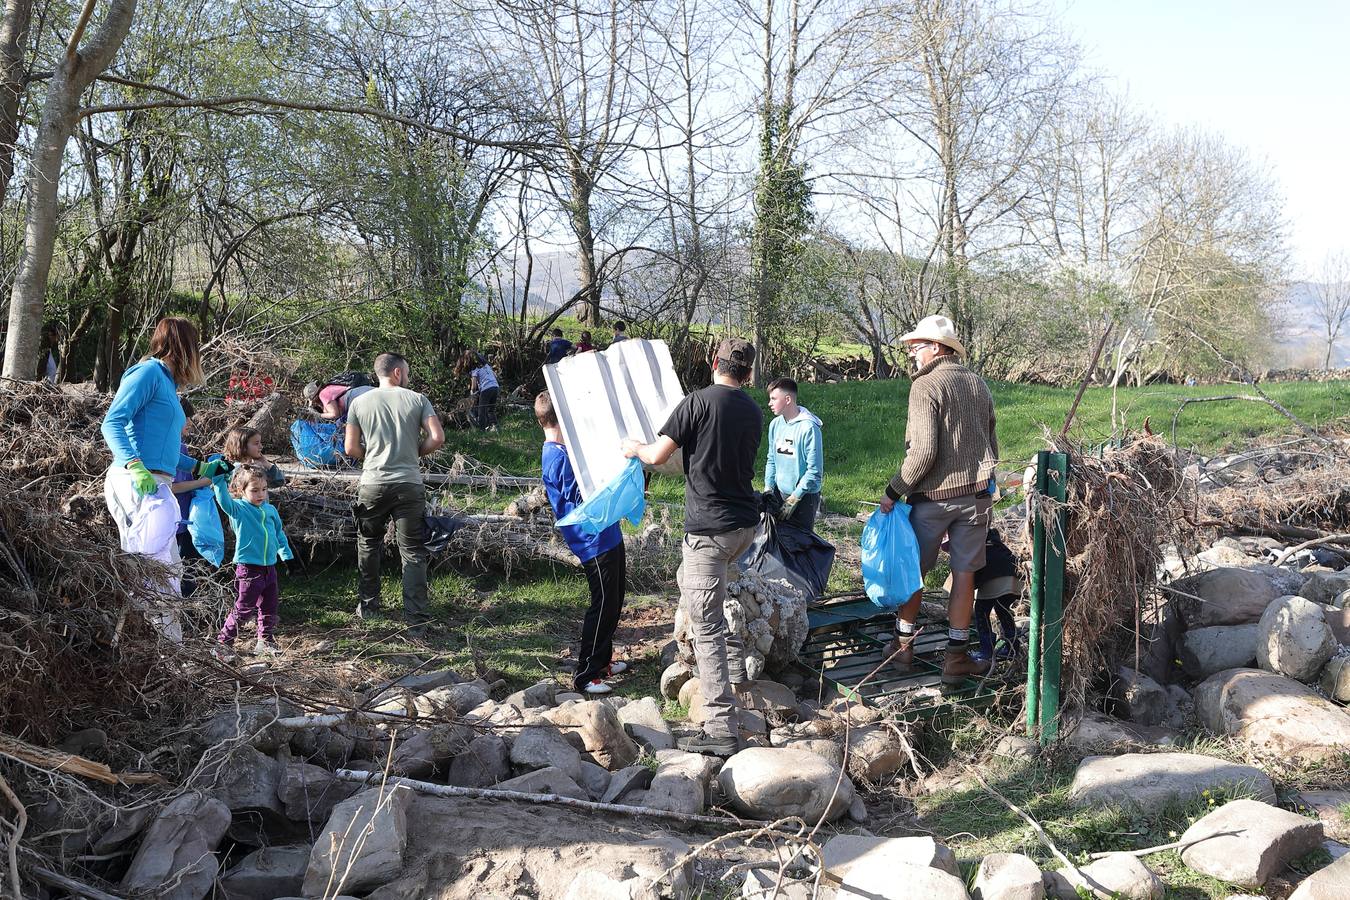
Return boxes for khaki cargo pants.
[678,526,756,739]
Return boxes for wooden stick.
[0,771,25,900]
[1270,533,1350,568]
[967,768,1085,881]
[29,863,126,900]
[0,734,164,786]
[333,770,768,830]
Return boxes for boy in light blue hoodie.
[764,377,823,531]
[211,465,295,659]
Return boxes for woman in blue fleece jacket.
[100,318,227,623]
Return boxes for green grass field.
[451,378,1350,513]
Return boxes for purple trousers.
[219,563,279,643]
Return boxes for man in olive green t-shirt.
[344,352,445,633]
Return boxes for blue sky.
[1056,0,1349,276]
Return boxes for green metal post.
[1025,451,1048,736]
[1037,452,1069,743]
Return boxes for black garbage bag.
[424,513,472,554]
[738,512,835,601]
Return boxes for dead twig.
[332,770,773,829]
[0,770,26,900]
[1270,533,1350,568]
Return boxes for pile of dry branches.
[1199,445,1350,538]
[1043,434,1198,708]
[0,474,189,743]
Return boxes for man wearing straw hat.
[877,314,999,685]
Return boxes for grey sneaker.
[253,639,283,657]
[677,730,739,757]
[355,600,382,620]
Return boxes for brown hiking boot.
[883,636,915,673]
[941,648,991,685]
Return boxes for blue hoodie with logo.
[764,406,823,498]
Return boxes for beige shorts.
[909,494,993,574]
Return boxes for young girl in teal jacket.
[211,466,294,659]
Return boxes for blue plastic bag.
[557,457,646,535]
[860,505,923,610]
[187,487,225,566]
[290,419,340,467]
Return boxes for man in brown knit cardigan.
[878,315,999,684]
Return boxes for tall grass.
[446,378,1350,513]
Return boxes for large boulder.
[1195,668,1350,761]
[1068,752,1274,814]
[1327,606,1350,645]
[494,766,589,800]
[503,681,558,709]
[1180,798,1324,888]
[973,852,1044,900]
[717,747,854,823]
[1321,655,1350,703]
[1173,567,1280,628]
[618,696,676,752]
[577,761,612,801]
[543,700,641,770]
[600,765,654,805]
[844,724,910,781]
[410,682,489,718]
[631,752,718,815]
[195,700,298,752]
[1064,712,1178,750]
[446,733,512,788]
[837,862,969,899]
[510,724,584,781]
[1180,624,1261,680]
[121,792,231,900]
[218,844,310,900]
[1298,790,1350,842]
[1301,571,1350,606]
[1044,854,1162,899]
[302,785,414,897]
[660,662,695,702]
[390,724,473,779]
[202,745,286,843]
[1288,851,1350,899]
[277,762,358,823]
[819,834,959,878]
[1257,596,1337,681]
[1112,667,1171,727]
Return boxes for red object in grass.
[225,372,274,405]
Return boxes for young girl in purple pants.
[211,465,294,660]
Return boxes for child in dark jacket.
[211,465,294,659]
[971,527,1021,663]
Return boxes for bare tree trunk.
[0,0,33,207]
[569,164,600,326]
[1,0,138,381]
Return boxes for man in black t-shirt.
[623,337,762,756]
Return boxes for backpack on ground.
[325,371,375,389]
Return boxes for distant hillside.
[1271,281,1350,368]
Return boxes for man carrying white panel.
[623,338,762,757]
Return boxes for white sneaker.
[582,679,613,695]
[606,661,628,676]
[253,639,283,657]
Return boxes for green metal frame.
[1026,450,1069,743]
